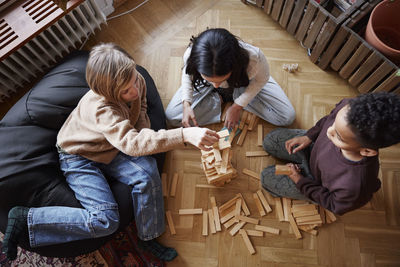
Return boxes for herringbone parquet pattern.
[88,0,399,266]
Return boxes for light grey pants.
[261,128,314,200]
[165,77,295,127]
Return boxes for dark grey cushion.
[0,51,166,257]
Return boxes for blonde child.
[2,43,219,261]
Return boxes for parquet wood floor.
[85,0,400,266]
[2,0,397,266]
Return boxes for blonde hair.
[86,43,143,103]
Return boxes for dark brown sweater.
[296,99,381,215]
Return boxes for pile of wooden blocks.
[273,197,337,239]
[200,129,238,186]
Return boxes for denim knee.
[90,208,120,237]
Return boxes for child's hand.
[224,103,242,129]
[285,135,312,154]
[183,127,219,150]
[182,101,198,127]
[287,163,302,184]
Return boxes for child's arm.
[233,48,269,109]
[135,84,151,130]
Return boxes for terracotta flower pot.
[365,0,400,65]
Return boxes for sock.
[2,206,29,261]
[138,239,178,262]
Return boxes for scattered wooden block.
[298,225,318,236]
[237,193,251,216]
[242,168,260,180]
[275,165,292,175]
[161,173,168,197]
[237,215,259,225]
[230,221,246,236]
[208,209,216,234]
[223,216,237,229]
[220,209,236,224]
[275,198,285,222]
[202,211,208,236]
[246,229,264,237]
[179,208,203,215]
[170,173,179,197]
[325,209,337,223]
[257,124,263,147]
[291,204,318,213]
[256,190,272,213]
[288,213,302,239]
[219,195,240,213]
[165,210,176,235]
[239,229,256,255]
[238,111,248,130]
[247,114,257,131]
[210,196,221,232]
[254,225,280,235]
[237,124,248,146]
[234,198,242,221]
[245,151,269,157]
[253,193,266,216]
[282,198,291,222]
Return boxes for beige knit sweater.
[57,83,184,164]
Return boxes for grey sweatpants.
[165,77,295,127]
[261,128,314,200]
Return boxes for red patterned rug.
[0,222,166,267]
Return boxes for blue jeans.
[27,152,165,247]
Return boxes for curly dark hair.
[185,28,250,91]
[346,92,400,150]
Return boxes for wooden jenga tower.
[201,129,237,186]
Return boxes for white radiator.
[0,0,106,102]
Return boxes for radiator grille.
[0,0,106,102]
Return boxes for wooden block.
[219,138,231,150]
[202,211,208,236]
[165,210,176,235]
[288,213,302,239]
[291,204,317,213]
[275,198,285,222]
[237,124,248,146]
[257,124,263,147]
[298,225,318,236]
[275,165,292,175]
[256,190,272,213]
[247,114,257,131]
[237,215,259,225]
[217,129,230,138]
[213,206,221,232]
[246,229,264,237]
[292,200,310,205]
[242,168,260,180]
[245,111,252,125]
[213,148,222,162]
[220,148,230,174]
[179,208,203,215]
[219,195,240,212]
[319,206,326,224]
[295,214,322,223]
[282,198,291,222]
[254,225,280,235]
[239,229,256,255]
[223,216,237,229]
[237,193,251,216]
[208,209,216,234]
[204,154,215,164]
[230,221,246,236]
[292,209,319,218]
[248,116,258,131]
[325,208,337,223]
[238,111,248,130]
[253,193,266,216]
[235,198,242,221]
[220,209,235,224]
[245,151,269,157]
[228,125,238,144]
[161,173,168,197]
[170,173,179,197]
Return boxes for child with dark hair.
[261,92,400,215]
[166,28,295,129]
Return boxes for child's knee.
[91,208,120,236]
[263,128,285,152]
